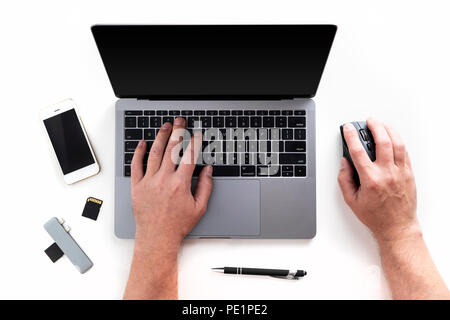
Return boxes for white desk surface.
[1,0,449,299]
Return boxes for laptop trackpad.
[189,179,261,237]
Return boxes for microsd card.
[45,242,64,263]
[81,197,103,221]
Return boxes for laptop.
[91,25,336,239]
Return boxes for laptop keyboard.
[123,109,307,178]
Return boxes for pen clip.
[269,274,299,280]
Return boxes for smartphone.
[40,99,100,184]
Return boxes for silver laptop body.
[114,99,316,238]
[92,24,336,239]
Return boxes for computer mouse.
[340,121,376,186]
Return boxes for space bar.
[212,165,240,177]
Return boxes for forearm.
[123,239,179,300]
[377,229,449,300]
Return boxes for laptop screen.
[92,25,336,99]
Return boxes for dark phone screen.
[91,25,336,98]
[43,109,95,174]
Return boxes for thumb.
[338,157,357,205]
[194,165,213,214]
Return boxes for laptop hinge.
[133,95,309,101]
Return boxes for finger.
[160,117,186,173]
[384,124,406,166]
[194,165,213,214]
[146,122,172,176]
[366,118,394,164]
[131,140,146,185]
[343,123,373,174]
[337,157,357,205]
[177,130,203,178]
[405,150,413,169]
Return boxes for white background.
[0,0,449,299]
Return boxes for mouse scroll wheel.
[359,129,369,141]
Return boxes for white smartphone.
[40,99,100,184]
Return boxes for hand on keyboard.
[130,117,213,251]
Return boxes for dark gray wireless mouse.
[340,121,376,186]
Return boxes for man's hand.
[338,118,449,299]
[131,118,213,251]
[124,117,213,300]
[338,118,419,242]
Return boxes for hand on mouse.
[338,118,419,242]
[130,118,213,253]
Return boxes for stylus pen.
[212,267,307,280]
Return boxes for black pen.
[212,267,307,280]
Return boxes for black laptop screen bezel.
[91,24,337,100]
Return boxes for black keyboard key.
[282,165,294,177]
[193,165,205,176]
[244,110,256,115]
[124,165,131,176]
[282,129,293,140]
[244,153,253,165]
[288,117,306,128]
[257,165,281,176]
[219,110,231,115]
[282,110,293,115]
[137,117,149,128]
[294,129,306,140]
[124,153,133,165]
[257,153,266,165]
[213,116,224,127]
[257,110,268,115]
[238,116,249,128]
[250,116,262,127]
[212,165,240,177]
[169,110,180,116]
[231,110,243,115]
[206,110,218,116]
[294,110,306,115]
[219,128,227,138]
[241,166,256,177]
[156,110,168,115]
[269,110,281,115]
[125,110,142,115]
[226,153,238,165]
[125,141,139,152]
[201,117,212,128]
[144,129,155,140]
[124,117,136,127]
[263,117,274,127]
[295,166,307,177]
[163,116,174,124]
[225,117,237,127]
[271,141,284,153]
[194,110,206,116]
[125,129,142,140]
[144,110,155,115]
[285,141,306,152]
[280,153,306,165]
[150,117,162,127]
[181,110,193,116]
[187,116,200,128]
[276,116,287,127]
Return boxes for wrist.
[134,230,181,259]
[375,222,423,245]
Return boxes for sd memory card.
[82,197,103,221]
